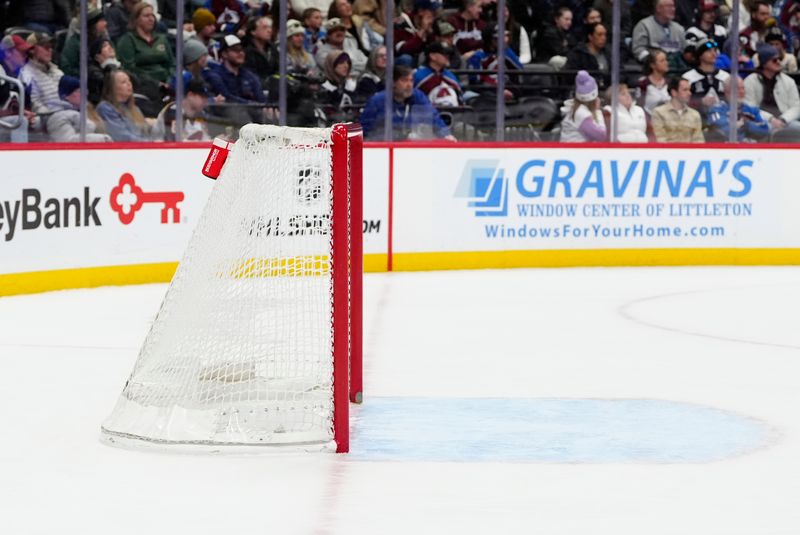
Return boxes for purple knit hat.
[575,70,598,103]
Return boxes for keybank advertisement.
[393,147,793,252]
[0,147,389,275]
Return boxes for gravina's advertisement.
[392,147,794,253]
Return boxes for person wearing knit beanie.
[559,70,606,142]
[193,8,217,36]
[574,70,598,103]
[183,39,209,67]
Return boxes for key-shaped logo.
[109,173,185,225]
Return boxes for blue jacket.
[96,101,147,142]
[359,88,451,140]
[706,101,770,141]
[202,62,266,104]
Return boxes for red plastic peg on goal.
[202,138,233,179]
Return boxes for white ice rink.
[2,266,800,534]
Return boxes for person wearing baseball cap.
[19,32,64,115]
[764,26,797,73]
[684,0,728,48]
[153,78,212,142]
[202,33,266,126]
[0,35,32,76]
[315,18,367,77]
[413,41,463,107]
[743,43,800,139]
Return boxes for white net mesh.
[102,125,339,448]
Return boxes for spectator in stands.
[744,44,800,140]
[779,0,800,53]
[181,39,211,81]
[192,8,221,63]
[244,16,278,86]
[153,78,212,141]
[359,64,456,140]
[19,32,63,116]
[739,0,772,60]
[0,36,33,143]
[117,2,176,99]
[706,76,769,141]
[289,0,329,23]
[285,20,319,76]
[414,42,463,106]
[715,34,755,74]
[158,0,192,31]
[22,0,71,35]
[535,7,576,68]
[502,5,531,64]
[316,18,368,77]
[88,37,122,104]
[0,35,30,78]
[204,35,266,105]
[46,75,112,142]
[636,49,670,113]
[356,45,387,102]
[631,0,686,70]
[96,69,151,141]
[394,0,439,66]
[560,70,606,142]
[319,51,357,121]
[353,0,388,40]
[604,83,648,142]
[433,20,462,70]
[329,0,375,54]
[682,38,730,114]
[468,26,524,100]
[211,0,247,34]
[764,26,797,74]
[448,0,486,58]
[651,77,704,142]
[685,0,728,49]
[303,8,326,52]
[580,7,602,38]
[61,9,108,77]
[106,0,141,43]
[592,0,632,50]
[564,22,611,89]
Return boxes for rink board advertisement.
[0,145,389,294]
[392,146,800,268]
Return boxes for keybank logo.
[454,160,508,217]
[109,173,185,225]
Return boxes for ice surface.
[1,267,800,534]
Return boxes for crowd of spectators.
[2,0,800,142]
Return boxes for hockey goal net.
[101,123,363,453]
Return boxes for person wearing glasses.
[744,43,800,140]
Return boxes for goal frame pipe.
[349,127,364,406]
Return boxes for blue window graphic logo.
[454,160,508,217]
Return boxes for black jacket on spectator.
[535,24,576,61]
[564,44,611,88]
[245,43,278,86]
[157,0,192,29]
[23,0,71,29]
[105,2,133,42]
